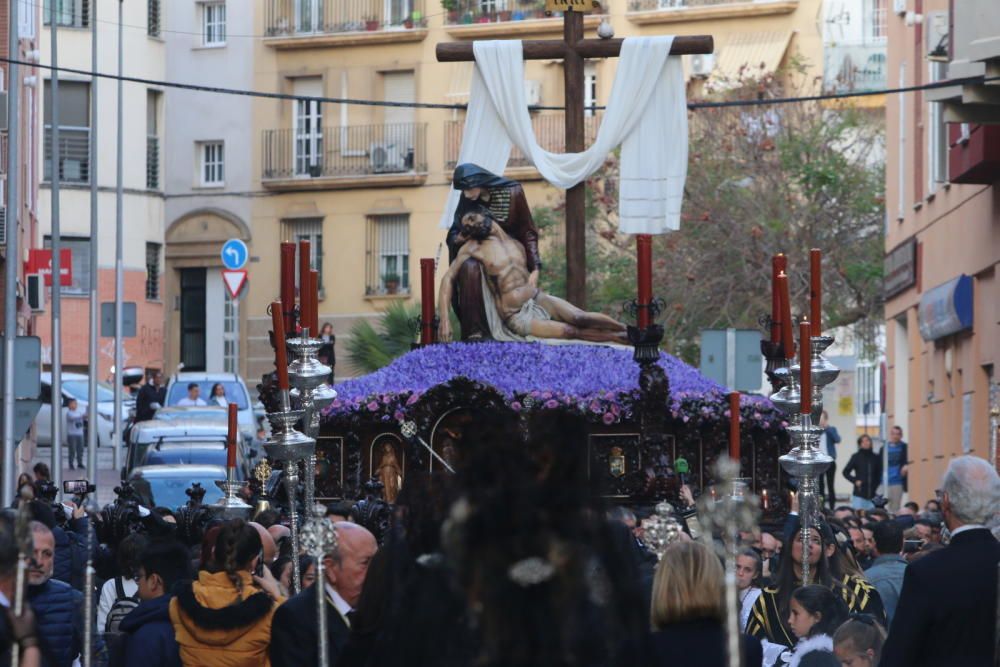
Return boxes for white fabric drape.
[440,36,688,235]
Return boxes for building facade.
[884,0,999,500]
[243,0,829,384]
[36,0,166,380]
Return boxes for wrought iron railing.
[823,42,887,93]
[43,126,90,184]
[43,0,90,27]
[264,0,426,37]
[148,0,161,36]
[628,0,764,9]
[445,113,602,169]
[262,123,427,180]
[443,0,552,24]
[146,136,160,190]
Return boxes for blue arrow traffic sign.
[221,239,249,271]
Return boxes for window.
[223,292,239,373]
[927,60,948,194]
[19,0,37,38]
[869,0,887,42]
[145,242,161,300]
[146,90,161,190]
[43,236,89,294]
[199,142,225,186]
[281,218,324,292]
[148,0,161,36]
[584,64,597,118]
[295,0,323,33]
[292,78,323,176]
[43,0,90,28]
[202,2,226,46]
[365,215,409,295]
[43,80,91,184]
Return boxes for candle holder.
[808,335,840,420]
[624,297,665,364]
[757,313,789,395]
[639,501,683,558]
[287,333,337,514]
[213,468,253,520]
[301,503,338,667]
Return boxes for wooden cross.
[437,9,713,308]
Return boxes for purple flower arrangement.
[324,342,782,430]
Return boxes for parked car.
[35,372,132,447]
[139,441,252,480]
[124,419,244,479]
[164,373,258,442]
[127,464,228,510]
[152,406,228,423]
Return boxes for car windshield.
[141,443,234,468]
[166,381,249,410]
[154,408,227,422]
[62,380,115,403]
[129,471,225,510]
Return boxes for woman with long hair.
[648,541,763,666]
[747,519,885,662]
[169,519,284,666]
[209,383,228,408]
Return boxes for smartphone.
[902,539,923,553]
[253,550,264,577]
[63,480,91,495]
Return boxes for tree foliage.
[535,71,885,364]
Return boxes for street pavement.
[31,445,123,507]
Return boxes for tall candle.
[729,391,741,462]
[420,259,435,345]
[778,271,795,359]
[270,301,290,391]
[771,254,786,343]
[309,269,320,335]
[636,235,653,329]
[810,248,822,332]
[280,243,296,334]
[800,320,812,414]
[762,488,770,510]
[298,240,311,333]
[227,403,238,469]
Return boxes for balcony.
[43,126,91,184]
[443,1,605,38]
[261,123,428,190]
[263,0,428,49]
[823,42,887,94]
[626,0,798,25]
[445,113,601,174]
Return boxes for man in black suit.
[881,456,1000,667]
[270,522,378,667]
[134,372,166,423]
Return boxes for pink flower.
[511,401,522,412]
[602,412,615,425]
[393,410,405,421]
[406,393,420,406]
[544,399,559,409]
[367,401,379,411]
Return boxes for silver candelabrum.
[771,335,840,585]
[287,332,337,512]
[301,502,339,667]
[213,470,253,520]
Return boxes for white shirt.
[739,586,762,632]
[325,582,353,626]
[177,397,207,407]
[212,396,228,407]
[97,577,138,631]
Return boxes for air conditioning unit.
[524,80,542,106]
[369,143,406,173]
[689,53,716,78]
[26,274,44,312]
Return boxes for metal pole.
[87,0,100,487]
[113,0,123,470]
[2,0,22,506]
[50,0,64,495]
[316,555,328,667]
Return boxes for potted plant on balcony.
[382,272,402,295]
[365,15,380,31]
[441,0,459,23]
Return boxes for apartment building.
[0,0,41,338]
[243,0,829,383]
[884,0,999,499]
[161,0,254,377]
[36,0,166,379]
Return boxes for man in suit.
[881,456,1000,667]
[270,522,378,667]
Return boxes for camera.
[33,479,58,503]
[64,480,96,496]
[871,495,889,509]
[902,539,923,554]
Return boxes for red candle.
[778,271,795,359]
[420,259,435,345]
[298,240,311,333]
[729,391,741,461]
[271,301,290,391]
[280,243,296,334]
[799,320,812,414]
[771,254,786,344]
[309,269,320,335]
[762,488,770,510]
[810,248,822,332]
[636,235,653,329]
[226,403,238,469]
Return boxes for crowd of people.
[0,411,995,667]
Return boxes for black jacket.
[881,527,1000,667]
[842,448,882,499]
[116,594,180,667]
[270,584,350,667]
[647,618,762,667]
[135,382,166,422]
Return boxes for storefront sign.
[884,239,916,299]
[918,274,973,341]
